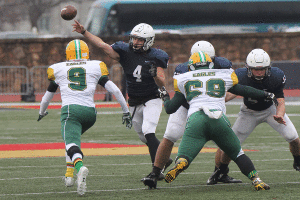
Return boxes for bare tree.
[0,0,82,31]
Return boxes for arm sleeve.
[228,84,266,99]
[98,76,109,87]
[104,80,129,113]
[39,90,55,115]
[47,81,58,92]
[164,91,186,114]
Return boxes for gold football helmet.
[188,51,212,71]
[66,39,89,61]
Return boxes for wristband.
[81,29,86,35]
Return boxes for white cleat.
[64,177,75,187]
[77,166,89,195]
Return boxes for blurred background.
[0,0,300,102]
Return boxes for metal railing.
[1,60,299,97]
[0,66,30,95]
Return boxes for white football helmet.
[129,23,155,52]
[190,41,215,58]
[246,48,271,80]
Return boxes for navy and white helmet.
[246,48,271,80]
[129,23,155,52]
[190,41,215,58]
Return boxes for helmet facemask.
[247,65,271,81]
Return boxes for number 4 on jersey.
[133,65,142,82]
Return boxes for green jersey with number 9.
[173,68,238,118]
[47,60,109,107]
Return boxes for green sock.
[74,158,83,173]
[247,170,258,180]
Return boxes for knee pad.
[67,146,84,160]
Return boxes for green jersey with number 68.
[47,60,109,107]
[173,68,238,118]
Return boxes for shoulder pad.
[174,62,189,75]
[214,57,232,69]
[270,67,285,77]
[235,67,247,78]
[149,48,169,69]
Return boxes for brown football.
[61,5,77,21]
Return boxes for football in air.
[61,5,77,21]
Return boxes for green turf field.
[0,104,300,200]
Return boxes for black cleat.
[206,169,220,185]
[141,172,158,189]
[218,174,242,184]
[207,168,242,185]
[293,162,300,172]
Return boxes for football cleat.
[252,178,270,191]
[207,168,242,185]
[165,158,188,183]
[77,166,89,195]
[293,161,300,172]
[218,174,242,184]
[64,177,75,187]
[141,172,158,189]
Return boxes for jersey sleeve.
[154,49,169,69]
[111,41,126,55]
[272,68,286,98]
[174,62,189,75]
[173,78,181,92]
[47,67,55,81]
[99,62,109,76]
[231,71,239,86]
[214,57,232,69]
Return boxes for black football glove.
[37,111,48,121]
[159,86,170,102]
[264,92,278,106]
[122,112,132,129]
[146,61,157,77]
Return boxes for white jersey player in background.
[38,39,132,196]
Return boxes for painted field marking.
[0,143,257,159]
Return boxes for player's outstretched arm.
[163,91,185,114]
[72,20,120,61]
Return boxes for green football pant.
[177,110,242,163]
[60,104,97,148]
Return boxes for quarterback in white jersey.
[38,39,132,196]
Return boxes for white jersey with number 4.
[47,60,109,107]
[174,68,238,118]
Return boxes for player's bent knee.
[138,133,147,143]
[67,145,84,160]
